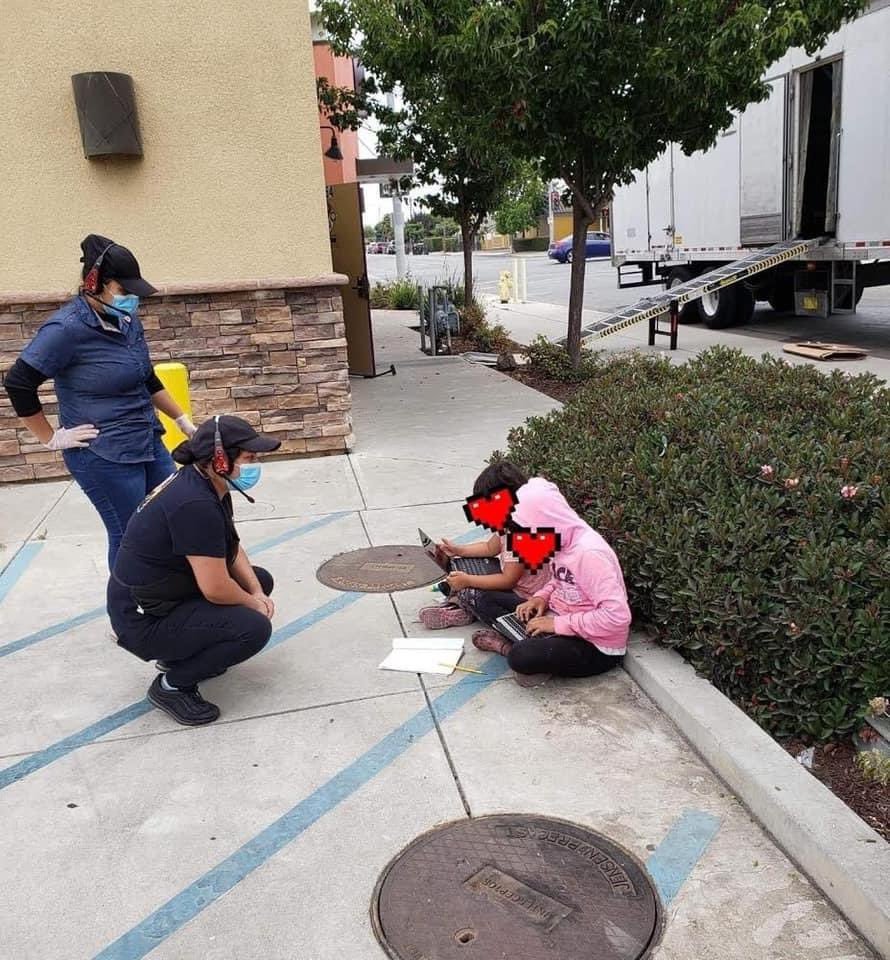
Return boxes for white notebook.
[379,637,465,675]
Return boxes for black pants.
[474,589,623,678]
[472,589,526,627]
[108,567,273,689]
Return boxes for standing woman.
[3,234,196,569]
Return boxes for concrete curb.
[624,637,890,960]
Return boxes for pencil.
[440,662,484,675]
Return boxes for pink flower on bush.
[760,465,774,479]
[841,484,859,500]
[784,477,800,490]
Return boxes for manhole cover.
[317,545,443,593]
[372,815,661,960]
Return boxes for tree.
[318,0,520,306]
[494,162,548,239]
[321,1,867,353]
[371,0,868,364]
[373,214,393,241]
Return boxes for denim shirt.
[21,296,163,463]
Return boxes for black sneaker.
[147,675,220,726]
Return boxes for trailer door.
[647,145,675,253]
[739,77,788,245]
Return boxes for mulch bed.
[505,368,584,405]
[783,739,889,841]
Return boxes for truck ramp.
[571,237,823,345]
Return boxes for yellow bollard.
[499,270,513,303]
[153,362,193,453]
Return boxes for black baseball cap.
[172,415,281,465]
[80,233,157,297]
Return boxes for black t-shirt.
[113,466,239,594]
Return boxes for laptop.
[418,528,501,577]
[494,612,558,645]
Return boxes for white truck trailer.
[606,0,890,334]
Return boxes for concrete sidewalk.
[0,311,878,959]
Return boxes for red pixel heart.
[462,486,517,533]
[507,528,561,573]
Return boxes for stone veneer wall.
[0,277,352,483]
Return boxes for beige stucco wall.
[0,1,333,293]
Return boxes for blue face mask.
[109,293,139,319]
[233,463,262,491]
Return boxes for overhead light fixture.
[320,125,344,161]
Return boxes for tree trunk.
[566,199,591,366]
[460,217,474,307]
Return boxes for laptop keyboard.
[495,612,557,644]
[451,557,501,576]
[494,613,528,643]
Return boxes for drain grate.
[372,815,661,960]
[317,545,444,593]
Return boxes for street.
[368,251,890,358]
[367,250,640,312]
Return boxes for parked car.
[366,241,387,254]
[547,231,611,263]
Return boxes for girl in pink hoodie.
[472,476,632,686]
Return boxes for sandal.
[419,603,474,630]
[472,629,513,657]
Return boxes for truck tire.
[667,267,699,323]
[736,284,756,325]
[767,277,795,313]
[697,284,739,329]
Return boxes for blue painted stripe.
[0,542,44,604]
[0,701,154,791]
[0,512,350,661]
[0,606,106,659]
[93,658,511,960]
[645,809,721,905]
[0,592,366,792]
[266,592,362,651]
[246,511,350,554]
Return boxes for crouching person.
[107,415,281,725]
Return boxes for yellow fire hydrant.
[499,270,513,303]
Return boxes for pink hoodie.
[512,478,631,655]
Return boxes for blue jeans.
[63,435,176,571]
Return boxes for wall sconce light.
[71,72,143,158]
[320,125,344,161]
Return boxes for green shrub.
[460,301,486,333]
[390,278,420,310]
[369,278,420,310]
[524,336,600,382]
[512,238,549,253]
[502,347,890,740]
[857,750,890,785]
[474,321,512,353]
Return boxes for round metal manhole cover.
[372,815,661,960]
[317,545,444,593]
